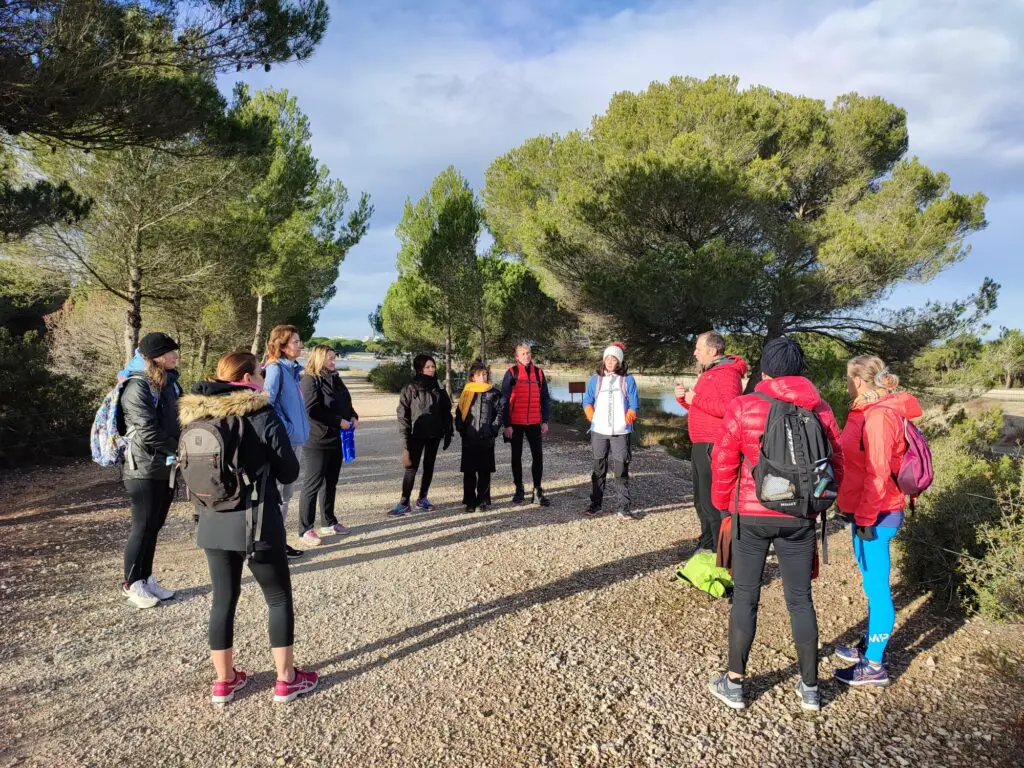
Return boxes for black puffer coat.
[178,381,299,555]
[118,371,182,480]
[301,372,359,449]
[398,374,453,443]
[455,387,502,473]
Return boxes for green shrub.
[961,490,1024,622]
[368,361,412,393]
[0,329,98,467]
[898,407,1023,619]
[550,400,589,431]
[658,430,693,460]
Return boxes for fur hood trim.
[178,390,271,426]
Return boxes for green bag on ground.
[676,550,733,598]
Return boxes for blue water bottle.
[341,425,356,464]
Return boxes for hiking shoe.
[478,503,491,512]
[834,639,867,664]
[123,580,159,609]
[583,505,601,518]
[415,498,435,512]
[533,489,551,507]
[300,530,322,547]
[318,524,351,537]
[511,488,526,504]
[285,545,304,559]
[464,505,476,514]
[211,669,248,704]
[145,575,175,601]
[834,659,890,688]
[274,668,319,703]
[387,502,411,517]
[796,680,821,712]
[617,510,641,520]
[708,673,745,710]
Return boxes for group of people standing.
[675,332,921,712]
[110,325,920,710]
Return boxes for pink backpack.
[895,417,933,505]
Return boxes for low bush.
[897,407,1024,621]
[550,400,589,431]
[367,361,412,393]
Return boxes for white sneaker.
[317,524,351,537]
[123,580,159,609]
[146,575,175,601]
[300,530,322,547]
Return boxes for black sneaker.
[583,505,600,518]
[464,505,476,514]
[285,545,304,559]
[534,488,551,507]
[511,488,526,504]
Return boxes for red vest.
[508,364,544,425]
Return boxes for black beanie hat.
[138,332,179,359]
[761,337,804,378]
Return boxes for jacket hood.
[179,383,271,426]
[754,375,822,410]
[706,355,748,377]
[855,390,923,419]
[118,350,146,381]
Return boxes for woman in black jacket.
[179,351,317,705]
[389,354,453,517]
[297,345,360,546]
[118,332,183,609]
[455,361,503,512]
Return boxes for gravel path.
[1,379,1021,767]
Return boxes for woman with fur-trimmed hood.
[178,351,318,706]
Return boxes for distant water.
[546,373,688,417]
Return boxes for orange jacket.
[837,391,923,526]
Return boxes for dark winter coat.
[301,372,359,450]
[117,370,182,480]
[398,374,453,443]
[455,387,502,473]
[179,381,299,555]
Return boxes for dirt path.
[1,379,1021,767]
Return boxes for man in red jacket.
[675,331,746,552]
[707,337,844,713]
[500,343,552,506]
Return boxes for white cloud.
[234,0,1024,337]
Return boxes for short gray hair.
[698,331,726,355]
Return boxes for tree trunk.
[445,323,453,395]
[1005,371,1013,389]
[123,241,142,365]
[251,293,265,356]
[197,333,211,374]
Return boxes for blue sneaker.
[415,498,435,512]
[834,640,865,664]
[387,502,411,517]
[834,659,890,687]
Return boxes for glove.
[443,434,452,451]
[855,525,877,541]
[625,409,637,426]
[583,405,594,422]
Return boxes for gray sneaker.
[796,680,820,712]
[708,673,745,710]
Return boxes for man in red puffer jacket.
[707,337,844,713]
[675,331,747,552]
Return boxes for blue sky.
[225,0,1024,340]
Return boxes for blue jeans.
[853,520,902,663]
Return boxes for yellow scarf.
[458,381,493,420]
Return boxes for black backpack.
[176,416,254,512]
[748,393,838,518]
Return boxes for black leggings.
[691,442,723,551]
[728,522,819,687]
[205,548,294,651]
[298,446,343,534]
[510,424,543,490]
[401,438,440,503]
[123,478,175,584]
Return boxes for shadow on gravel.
[0,496,126,528]
[311,546,680,691]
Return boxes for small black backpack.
[749,393,838,517]
[176,416,253,511]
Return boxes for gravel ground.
[1,378,1022,768]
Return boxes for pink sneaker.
[211,669,248,703]
[274,668,319,703]
[300,530,322,547]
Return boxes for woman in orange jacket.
[834,356,922,688]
